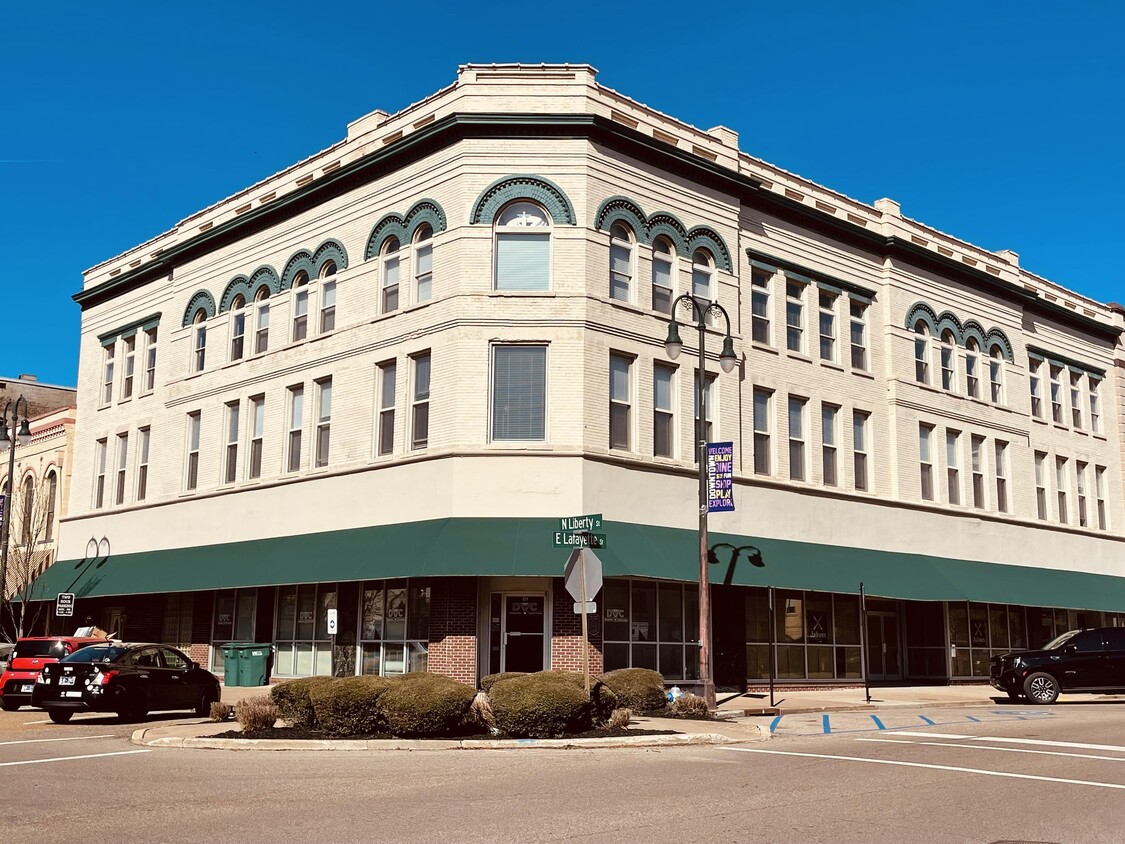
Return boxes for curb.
[130,728,758,751]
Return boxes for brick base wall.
[550,577,603,675]
[427,577,478,685]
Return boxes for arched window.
[381,237,401,313]
[609,223,633,302]
[692,249,715,326]
[254,287,270,354]
[292,271,310,342]
[913,321,930,384]
[965,338,980,398]
[21,475,34,545]
[413,225,433,303]
[651,237,674,314]
[45,471,57,542]
[230,294,247,361]
[989,346,1004,403]
[940,330,956,391]
[494,201,550,291]
[319,262,337,333]
[192,308,207,372]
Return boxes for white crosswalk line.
[892,731,1125,753]
[856,737,1125,763]
[0,734,116,747]
[0,749,152,768]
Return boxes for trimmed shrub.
[480,672,527,693]
[209,701,233,722]
[489,673,593,738]
[310,676,395,737]
[536,671,618,724]
[235,696,279,731]
[669,693,710,719]
[270,676,335,729]
[600,668,667,712]
[608,707,632,730]
[377,672,477,737]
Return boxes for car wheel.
[49,710,73,724]
[1,699,19,712]
[1023,672,1060,704]
[194,687,218,717]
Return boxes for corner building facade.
[43,64,1125,688]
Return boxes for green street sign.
[553,531,607,549]
[558,513,603,532]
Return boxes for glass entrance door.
[866,612,902,680]
[502,594,546,673]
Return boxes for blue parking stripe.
[870,715,886,730]
[769,715,782,734]
[919,715,936,726]
[822,714,831,734]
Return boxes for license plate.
[62,691,83,698]
[59,676,76,686]
[20,684,34,693]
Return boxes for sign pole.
[579,550,590,698]
[860,582,871,704]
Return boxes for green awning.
[27,518,1125,613]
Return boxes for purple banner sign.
[706,441,735,512]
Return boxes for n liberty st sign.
[553,513,607,548]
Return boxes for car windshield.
[13,640,70,660]
[1043,630,1079,650]
[61,645,131,664]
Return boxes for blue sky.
[3,2,1122,389]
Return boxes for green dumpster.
[220,643,244,687]
[236,643,273,686]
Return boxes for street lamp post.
[664,295,737,709]
[0,396,33,609]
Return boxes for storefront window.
[274,584,335,677]
[211,589,256,673]
[359,579,429,676]
[602,579,698,680]
[745,588,863,681]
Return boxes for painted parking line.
[720,746,1125,790]
[0,734,116,747]
[857,737,1125,763]
[892,731,1125,754]
[24,713,107,725]
[870,715,886,731]
[0,749,152,768]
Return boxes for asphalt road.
[1,702,1123,843]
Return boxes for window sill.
[1031,416,1048,426]
[750,341,778,356]
[488,290,556,298]
[850,369,875,381]
[786,351,813,364]
[820,360,845,373]
[402,299,435,316]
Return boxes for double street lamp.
[0,396,33,605]
[664,294,737,709]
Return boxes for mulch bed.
[213,725,676,741]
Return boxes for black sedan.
[32,643,221,724]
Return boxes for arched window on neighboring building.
[609,223,633,303]
[413,226,433,304]
[21,475,34,545]
[940,330,957,391]
[230,294,247,361]
[292,271,310,342]
[253,286,270,355]
[913,321,930,384]
[381,237,401,313]
[192,308,208,372]
[319,261,337,333]
[692,249,715,325]
[965,338,980,399]
[989,345,1004,403]
[651,237,675,315]
[45,471,57,542]
[494,201,551,292]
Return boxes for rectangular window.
[102,344,115,404]
[143,327,158,393]
[411,353,431,450]
[1076,460,1088,528]
[970,435,985,509]
[651,245,673,315]
[915,332,930,384]
[293,288,309,341]
[224,401,240,484]
[849,300,867,370]
[609,234,631,302]
[1049,365,1063,423]
[231,310,246,361]
[94,438,107,508]
[121,335,136,400]
[940,341,955,391]
[653,364,675,458]
[1095,466,1107,530]
[785,280,805,353]
[989,355,1003,403]
[692,371,716,458]
[1034,451,1048,519]
[946,430,960,505]
[193,325,207,372]
[788,396,807,482]
[609,353,632,450]
[495,233,549,291]
[994,440,1008,513]
[186,412,201,491]
[114,432,128,505]
[492,346,547,441]
[965,347,979,398]
[136,428,150,502]
[1089,378,1101,433]
[818,290,836,362]
[254,302,270,355]
[378,362,397,455]
[1055,456,1068,524]
[382,252,400,312]
[249,396,265,480]
[1070,372,1082,429]
[852,410,869,492]
[1029,358,1042,418]
[315,378,332,468]
[320,280,336,333]
[821,404,838,487]
[919,424,934,501]
[357,580,431,677]
[753,388,771,476]
[415,242,433,303]
[287,386,304,473]
[750,268,770,345]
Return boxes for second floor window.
[849,300,867,370]
[382,237,401,313]
[495,202,550,292]
[137,428,150,502]
[753,388,771,476]
[821,404,838,487]
[1029,358,1042,417]
[1089,378,1102,433]
[970,435,985,509]
[492,346,547,441]
[786,281,805,353]
[965,340,979,399]
[751,269,771,344]
[788,396,807,482]
[254,289,270,355]
[287,386,303,472]
[1049,365,1063,423]
[818,290,836,362]
[1034,452,1048,519]
[609,223,633,302]
[45,471,58,540]
[651,238,674,314]
[411,354,431,450]
[115,432,129,505]
[1056,457,1068,524]
[292,272,310,342]
[988,349,1003,403]
[1095,466,1107,530]
[609,353,632,450]
[919,424,934,501]
[143,327,158,392]
[186,412,201,491]
[946,430,960,505]
[994,440,1008,513]
[940,331,956,391]
[914,323,930,384]
[249,396,265,480]
[1076,461,1088,527]
[230,295,247,361]
[224,401,240,484]
[1070,372,1083,429]
[852,411,869,492]
[653,364,675,459]
[378,362,397,455]
[315,378,332,468]
[102,344,115,404]
[121,335,136,400]
[414,227,433,303]
[94,438,107,508]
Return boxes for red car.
[1,637,111,711]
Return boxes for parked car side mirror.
[1064,644,1078,654]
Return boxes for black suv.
[991,627,1125,704]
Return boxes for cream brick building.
[36,64,1125,687]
